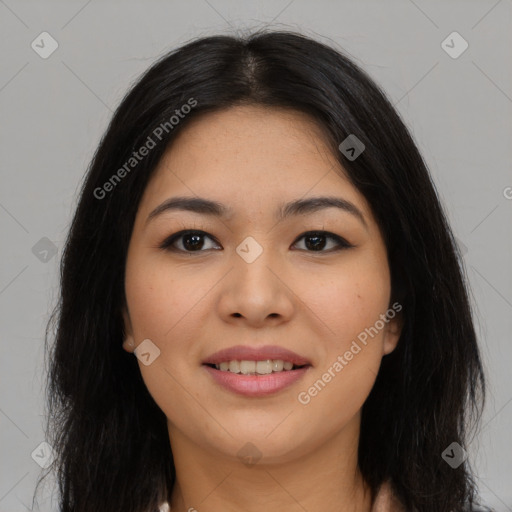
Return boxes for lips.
[202,344,312,367]
[201,345,312,397]
[202,364,310,397]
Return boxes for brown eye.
[292,231,353,252]
[159,230,353,254]
[160,230,220,252]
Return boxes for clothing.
[157,481,405,511]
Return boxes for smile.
[208,359,307,374]
[202,362,311,397]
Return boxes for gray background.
[0,1,511,510]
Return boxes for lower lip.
[202,365,311,397]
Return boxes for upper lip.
[202,345,311,366]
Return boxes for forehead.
[138,105,373,225]
[164,104,335,176]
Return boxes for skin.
[122,105,402,512]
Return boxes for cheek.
[304,258,391,346]
[125,254,203,342]
[124,256,208,419]
[294,256,391,423]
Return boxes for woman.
[38,30,489,511]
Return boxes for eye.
[159,230,221,253]
[291,231,353,252]
[159,229,353,254]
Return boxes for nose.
[216,247,295,327]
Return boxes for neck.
[167,415,372,512]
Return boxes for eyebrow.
[146,195,367,229]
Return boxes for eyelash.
[158,229,354,254]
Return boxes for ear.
[382,307,404,356]
[122,307,135,353]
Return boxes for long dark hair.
[36,29,486,512]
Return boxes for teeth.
[256,360,273,374]
[229,361,240,373]
[272,360,284,372]
[213,359,302,374]
[240,360,256,374]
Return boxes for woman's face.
[122,105,402,464]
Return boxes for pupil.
[184,233,203,251]
[306,234,326,251]
[181,233,327,251]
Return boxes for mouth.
[202,360,311,375]
[201,345,312,397]
[202,344,311,368]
